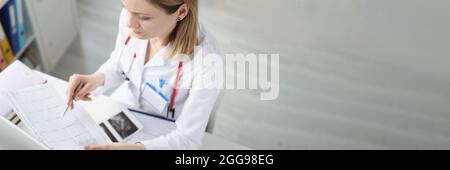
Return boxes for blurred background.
[4,0,450,149]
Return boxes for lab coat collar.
[133,37,186,69]
[132,38,151,69]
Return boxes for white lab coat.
[95,9,223,150]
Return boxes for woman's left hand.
[84,143,145,150]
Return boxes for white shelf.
[0,0,37,63]
[0,0,7,10]
[1,0,78,72]
[10,35,35,63]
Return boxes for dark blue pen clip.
[121,71,130,81]
[166,106,175,121]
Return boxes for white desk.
[35,71,250,150]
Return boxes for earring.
[177,17,182,21]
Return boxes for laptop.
[0,116,48,150]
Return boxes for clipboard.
[128,108,176,123]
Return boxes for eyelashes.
[139,16,152,21]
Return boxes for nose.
[127,14,140,29]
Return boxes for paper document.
[0,61,46,92]
[7,84,107,150]
[0,61,46,115]
[0,94,10,117]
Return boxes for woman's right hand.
[66,73,105,109]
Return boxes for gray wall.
[201,0,450,149]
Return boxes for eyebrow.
[121,2,152,16]
[131,11,152,16]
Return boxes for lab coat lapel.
[134,38,148,73]
[144,45,168,68]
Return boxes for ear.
[176,4,189,21]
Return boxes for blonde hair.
[147,0,199,59]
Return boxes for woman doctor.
[66,0,223,150]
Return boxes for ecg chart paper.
[7,84,107,150]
